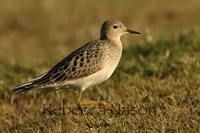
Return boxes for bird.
[13,20,141,127]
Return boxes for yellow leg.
[76,90,116,128]
[76,90,93,128]
[79,101,116,111]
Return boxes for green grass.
[1,0,200,132]
[1,29,200,132]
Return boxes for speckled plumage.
[13,20,141,128]
[13,20,140,94]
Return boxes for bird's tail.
[13,81,37,94]
[13,72,49,94]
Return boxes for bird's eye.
[113,25,118,29]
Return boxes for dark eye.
[113,25,118,29]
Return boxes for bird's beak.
[127,29,141,34]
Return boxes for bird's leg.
[79,101,116,112]
[76,90,93,128]
[77,90,116,111]
[76,90,117,128]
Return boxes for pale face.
[100,20,140,40]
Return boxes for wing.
[13,40,104,93]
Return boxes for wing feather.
[13,40,104,93]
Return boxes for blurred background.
[1,0,200,131]
[0,0,199,67]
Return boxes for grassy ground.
[0,0,200,132]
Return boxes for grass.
[0,0,200,132]
[1,29,200,132]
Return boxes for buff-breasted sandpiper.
[13,20,141,127]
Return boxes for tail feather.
[13,84,37,94]
[13,72,50,94]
